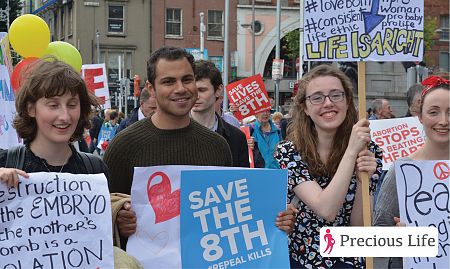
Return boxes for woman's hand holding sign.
[0,168,29,188]
[356,150,377,179]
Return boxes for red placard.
[81,64,111,108]
[84,68,104,94]
[225,74,271,121]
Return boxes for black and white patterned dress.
[275,140,383,269]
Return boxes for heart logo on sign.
[147,171,180,224]
[135,230,169,255]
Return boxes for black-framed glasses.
[305,90,345,105]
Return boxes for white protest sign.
[0,65,21,148]
[272,59,284,81]
[0,172,114,269]
[0,33,13,77]
[81,64,111,109]
[128,166,243,269]
[396,160,450,269]
[128,166,190,269]
[303,0,424,61]
[370,117,424,170]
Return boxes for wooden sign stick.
[357,61,373,269]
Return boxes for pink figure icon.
[323,229,335,254]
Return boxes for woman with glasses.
[275,64,382,269]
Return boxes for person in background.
[373,76,449,269]
[103,108,112,122]
[98,110,119,155]
[275,64,382,268]
[404,84,423,117]
[249,109,282,169]
[271,111,284,129]
[117,87,157,133]
[118,111,125,124]
[369,99,394,119]
[214,88,241,128]
[192,60,250,167]
[89,107,103,153]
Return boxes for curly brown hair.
[13,59,99,143]
[287,64,358,177]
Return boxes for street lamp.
[96,30,100,64]
[251,0,255,76]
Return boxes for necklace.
[41,156,69,173]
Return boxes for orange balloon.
[11,57,39,93]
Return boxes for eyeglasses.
[305,90,346,105]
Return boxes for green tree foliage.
[423,16,437,52]
[284,29,300,59]
[0,0,23,32]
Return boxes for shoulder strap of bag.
[6,145,26,169]
[80,152,104,174]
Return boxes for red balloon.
[11,57,39,93]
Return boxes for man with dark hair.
[192,60,250,167]
[105,46,232,194]
[405,84,423,117]
[103,46,233,240]
[116,87,156,133]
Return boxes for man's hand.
[117,202,137,237]
[276,204,299,234]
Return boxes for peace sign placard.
[395,160,450,269]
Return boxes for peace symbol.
[434,162,449,180]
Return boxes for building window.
[48,17,54,41]
[108,5,125,34]
[439,15,449,41]
[252,20,264,35]
[166,8,182,37]
[60,8,65,40]
[208,10,224,39]
[102,50,133,87]
[439,52,449,71]
[68,4,73,36]
[54,12,58,41]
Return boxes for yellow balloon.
[42,41,82,72]
[9,14,50,58]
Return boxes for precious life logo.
[320,227,438,257]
